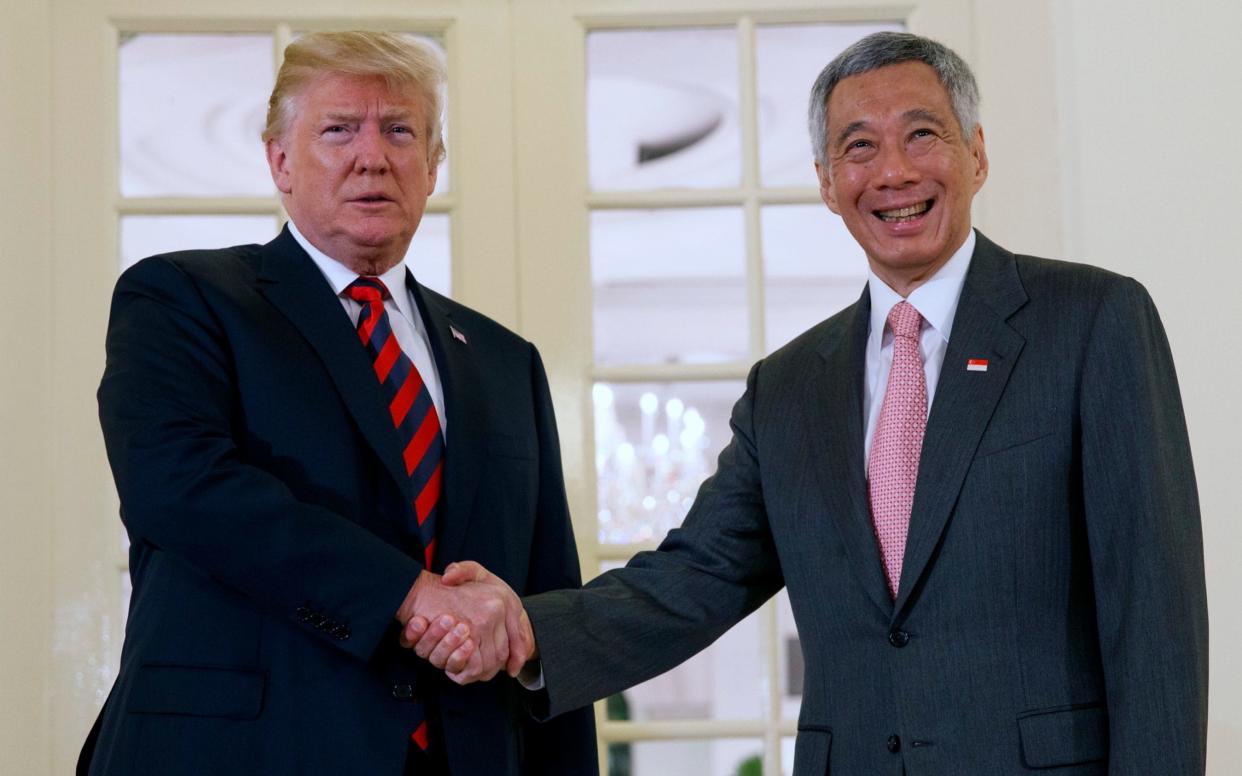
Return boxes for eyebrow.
[903,108,949,128]
[321,109,414,123]
[832,108,951,149]
[833,120,870,150]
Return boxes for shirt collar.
[288,219,416,320]
[867,228,976,346]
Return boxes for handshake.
[394,561,536,685]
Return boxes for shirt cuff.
[517,659,545,691]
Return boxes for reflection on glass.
[120,215,278,271]
[408,213,452,298]
[120,34,274,197]
[623,737,763,776]
[588,27,740,191]
[760,204,868,352]
[593,208,747,365]
[594,381,742,545]
[756,22,905,187]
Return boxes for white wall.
[1046,1,1241,769]
[0,0,54,773]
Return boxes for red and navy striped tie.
[346,277,442,752]
[346,277,443,568]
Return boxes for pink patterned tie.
[868,300,927,599]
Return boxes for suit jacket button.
[887,734,901,753]
[392,684,415,701]
[888,630,909,648]
[295,606,311,623]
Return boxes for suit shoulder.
[1011,252,1154,313]
[1013,252,1139,294]
[120,243,265,291]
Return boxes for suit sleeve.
[525,359,784,719]
[98,256,421,661]
[518,345,599,774]
[1079,277,1208,773]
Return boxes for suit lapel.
[804,289,894,618]
[407,276,486,569]
[893,233,1029,615]
[256,229,416,506]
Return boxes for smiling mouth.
[875,200,933,223]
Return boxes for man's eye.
[324,125,347,134]
[849,139,871,150]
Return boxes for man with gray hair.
[416,30,1208,775]
[80,31,596,776]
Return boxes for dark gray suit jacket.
[526,232,1207,775]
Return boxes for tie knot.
[887,300,923,340]
[345,276,390,303]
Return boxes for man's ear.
[970,124,989,193]
[815,160,840,215]
[266,137,293,195]
[425,156,439,196]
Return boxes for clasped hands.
[394,561,537,685]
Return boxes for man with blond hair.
[80,31,596,776]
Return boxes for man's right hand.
[395,563,535,684]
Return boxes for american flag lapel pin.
[966,358,989,372]
[450,325,468,345]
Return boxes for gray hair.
[807,31,979,166]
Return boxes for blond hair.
[263,31,446,165]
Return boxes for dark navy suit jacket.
[526,232,1207,775]
[83,227,597,775]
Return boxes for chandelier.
[593,384,713,544]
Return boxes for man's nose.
[353,125,390,174]
[875,145,919,187]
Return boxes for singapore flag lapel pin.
[966,358,989,372]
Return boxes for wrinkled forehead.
[292,70,423,116]
[828,62,954,123]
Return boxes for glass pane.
[761,204,867,352]
[120,215,277,271]
[594,380,743,545]
[120,34,274,196]
[776,589,803,722]
[588,27,740,191]
[756,22,904,187]
[620,738,763,776]
[781,737,796,776]
[593,208,747,366]
[408,213,451,297]
[598,566,765,722]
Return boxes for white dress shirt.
[288,221,448,439]
[863,229,975,470]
